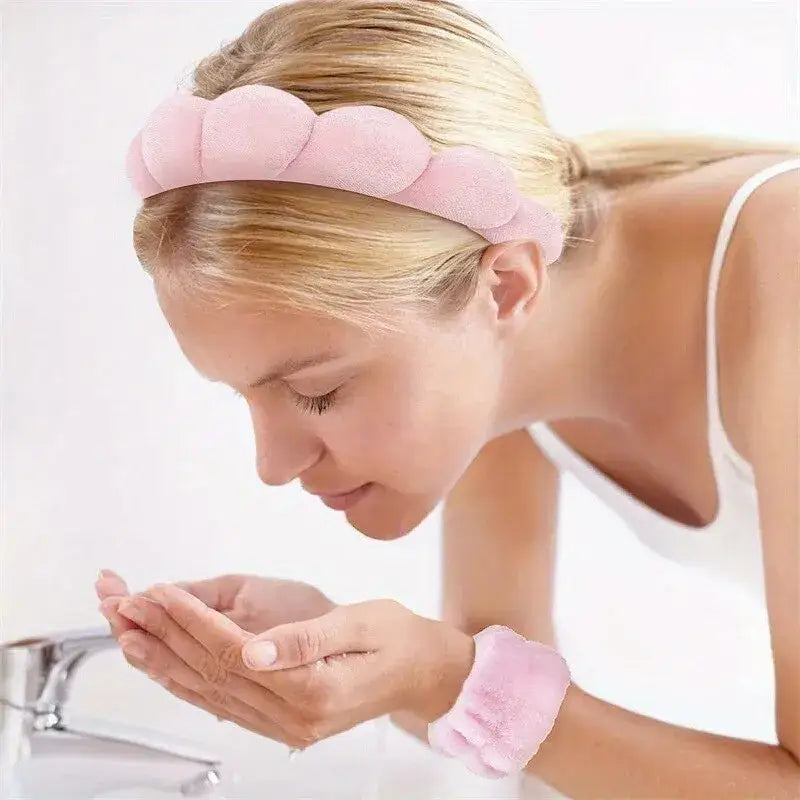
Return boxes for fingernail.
[118,599,145,625]
[243,640,277,669]
[120,635,146,661]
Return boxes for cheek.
[342,381,493,494]
[343,400,492,541]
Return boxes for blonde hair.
[133,0,799,333]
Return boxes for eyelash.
[230,386,341,415]
[291,388,340,415]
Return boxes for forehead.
[154,281,367,382]
[156,282,344,340]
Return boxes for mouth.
[314,482,374,511]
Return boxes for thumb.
[241,603,375,671]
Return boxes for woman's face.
[154,279,507,540]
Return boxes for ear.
[481,239,547,322]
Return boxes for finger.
[224,608,255,629]
[95,569,129,599]
[115,639,283,739]
[160,678,308,748]
[146,583,252,669]
[174,575,244,612]
[119,642,191,689]
[117,630,288,724]
[121,592,339,735]
[119,627,278,713]
[95,577,128,600]
[116,642,170,692]
[117,591,298,730]
[117,629,309,745]
[99,596,141,637]
[117,594,246,683]
[134,585,345,725]
[241,602,383,671]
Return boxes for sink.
[11,755,222,800]
[6,725,226,800]
[0,628,224,800]
[0,626,404,800]
[3,707,396,800]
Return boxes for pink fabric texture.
[126,84,565,264]
[428,625,571,779]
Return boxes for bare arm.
[393,173,800,796]
[526,684,800,798]
[393,421,800,797]
[391,414,800,797]
[529,218,800,796]
[391,427,560,741]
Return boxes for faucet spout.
[1,628,224,799]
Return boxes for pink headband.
[126,84,565,264]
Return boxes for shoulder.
[725,157,798,369]
[732,156,799,294]
[698,153,798,464]
[734,157,799,458]
[717,155,800,463]
[716,153,799,348]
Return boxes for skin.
[96,152,799,795]
[151,238,542,541]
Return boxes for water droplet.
[288,747,303,762]
[179,767,223,797]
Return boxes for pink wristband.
[427,625,571,778]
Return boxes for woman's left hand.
[111,584,474,747]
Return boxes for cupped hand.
[96,581,475,749]
[95,570,335,635]
[94,568,336,737]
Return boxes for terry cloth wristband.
[427,624,571,778]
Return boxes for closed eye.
[231,385,341,415]
[291,388,339,415]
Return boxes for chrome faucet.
[0,627,224,799]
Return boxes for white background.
[2,1,796,797]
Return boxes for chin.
[345,489,439,541]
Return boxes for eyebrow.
[245,351,344,389]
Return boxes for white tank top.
[529,157,800,603]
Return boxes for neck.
[495,184,703,437]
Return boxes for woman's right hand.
[94,570,336,742]
[95,570,336,637]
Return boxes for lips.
[310,485,363,497]
[316,483,373,511]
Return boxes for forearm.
[391,684,800,798]
[529,683,800,799]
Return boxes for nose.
[251,407,322,487]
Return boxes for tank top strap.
[704,157,800,479]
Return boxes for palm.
[221,575,335,633]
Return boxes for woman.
[95,0,800,796]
